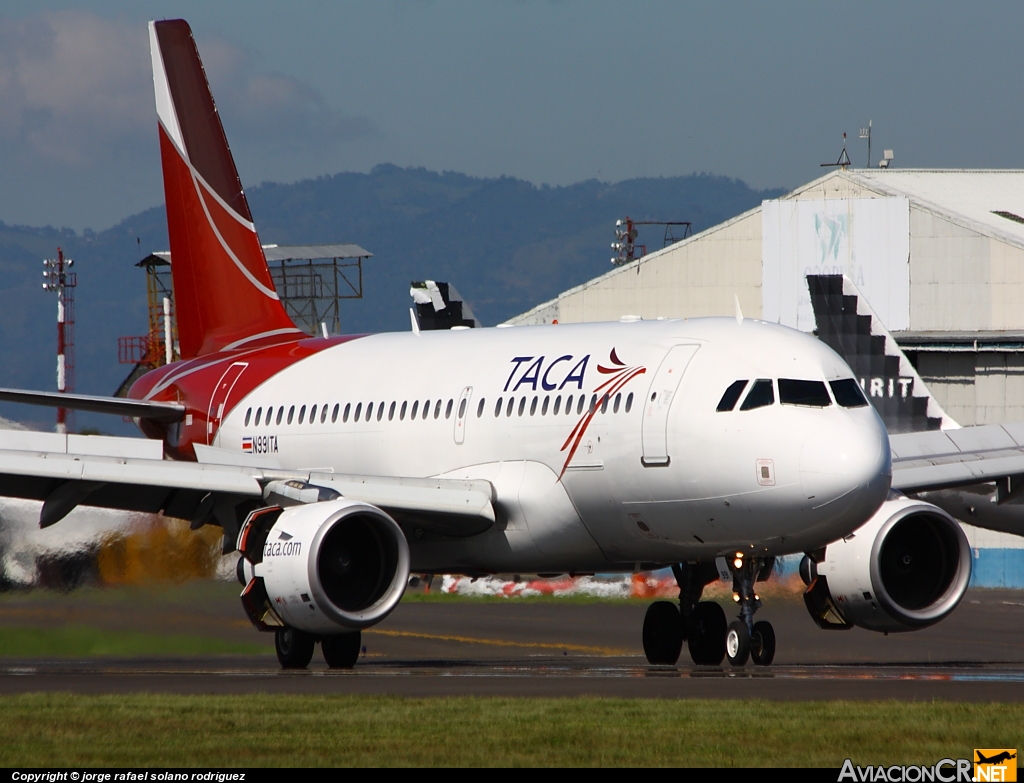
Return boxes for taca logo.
[504,354,591,392]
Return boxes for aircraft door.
[453,386,473,444]
[207,362,247,444]
[641,345,699,466]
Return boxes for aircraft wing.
[890,423,1024,495]
[0,431,496,547]
[0,387,184,420]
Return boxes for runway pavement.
[0,585,1022,699]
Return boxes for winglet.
[807,274,959,433]
[149,20,302,359]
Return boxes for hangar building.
[510,169,1024,428]
[509,168,1024,585]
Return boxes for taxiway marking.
[363,628,629,656]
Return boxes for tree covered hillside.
[0,166,783,431]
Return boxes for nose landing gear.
[726,554,776,667]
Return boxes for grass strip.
[0,626,266,657]
[0,694,1018,767]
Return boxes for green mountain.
[0,165,783,431]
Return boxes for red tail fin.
[149,20,301,359]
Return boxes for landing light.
[733,558,743,569]
[732,593,740,602]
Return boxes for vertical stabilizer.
[807,274,958,433]
[149,20,301,359]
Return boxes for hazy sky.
[2,1,1022,230]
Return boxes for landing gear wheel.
[726,621,750,667]
[751,620,776,666]
[275,627,315,669]
[687,601,727,666]
[643,601,683,665]
[322,631,361,669]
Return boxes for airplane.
[0,18,1019,670]
[975,751,1016,765]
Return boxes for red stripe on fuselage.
[128,333,365,460]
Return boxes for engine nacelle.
[238,499,410,633]
[803,494,971,633]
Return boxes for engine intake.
[237,499,410,633]
[802,494,971,633]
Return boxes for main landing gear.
[641,557,776,667]
[275,628,362,670]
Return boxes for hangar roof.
[798,169,1024,249]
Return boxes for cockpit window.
[716,380,749,412]
[740,379,775,410]
[830,378,869,408]
[779,379,832,408]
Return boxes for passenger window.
[779,379,832,408]
[423,400,430,420]
[310,405,318,424]
[321,405,329,424]
[459,398,468,418]
[445,399,453,419]
[255,407,262,426]
[613,393,621,413]
[518,397,526,416]
[589,394,598,413]
[298,405,306,424]
[577,396,586,415]
[288,405,295,425]
[740,379,775,410]
[434,400,442,419]
[717,380,749,412]
[830,379,869,408]
[341,404,349,423]
[410,401,418,419]
[354,403,362,421]
[400,401,407,420]
[506,398,514,417]
[530,397,538,415]
[276,407,284,425]
[494,398,503,417]
[542,396,549,415]
[553,396,562,415]
[599,395,608,414]
[377,404,385,422]
[565,394,573,415]
[244,408,252,426]
[625,392,634,413]
[477,398,485,417]
[366,403,374,422]
[388,401,396,421]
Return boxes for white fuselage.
[217,318,891,573]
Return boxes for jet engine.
[801,494,971,633]
[236,498,410,634]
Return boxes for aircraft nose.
[800,415,891,508]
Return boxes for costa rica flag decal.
[242,437,253,453]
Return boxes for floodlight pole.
[42,247,76,433]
